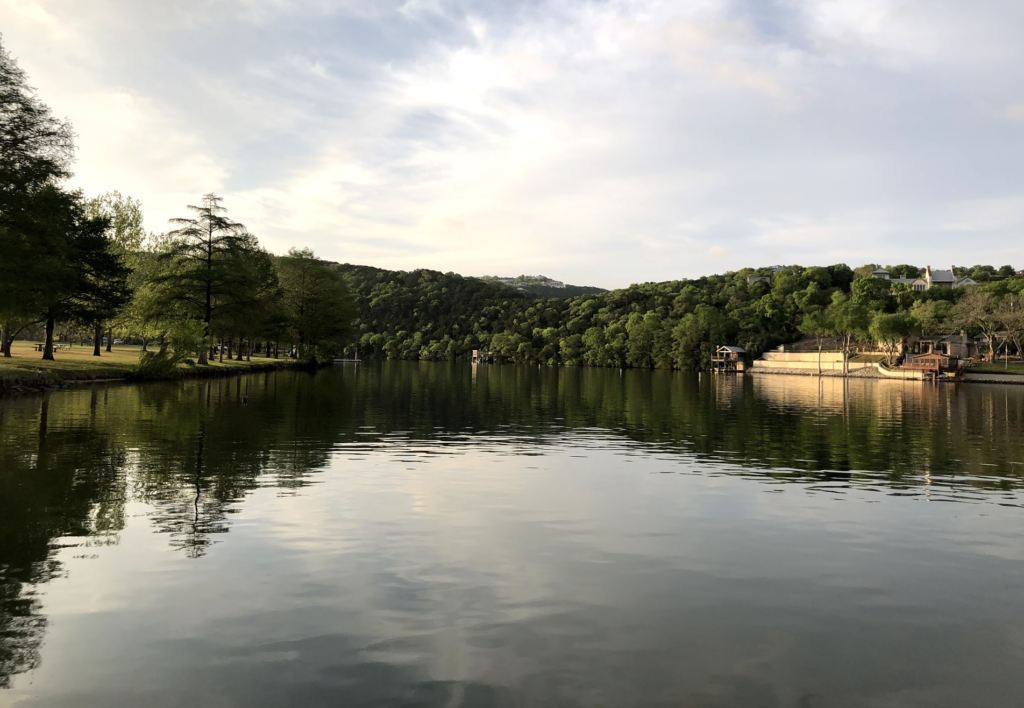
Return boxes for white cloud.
[1,0,1023,286]
[6,0,55,24]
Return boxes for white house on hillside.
[872,266,976,291]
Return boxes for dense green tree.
[870,311,915,366]
[853,264,879,280]
[276,248,355,362]
[851,276,894,312]
[887,264,921,280]
[335,261,1022,372]
[799,308,836,375]
[953,289,1001,361]
[828,293,870,375]
[10,187,129,360]
[85,192,146,351]
[909,299,952,335]
[152,194,249,364]
[0,35,73,211]
[0,36,75,356]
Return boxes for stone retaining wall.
[751,351,874,373]
[750,358,925,380]
[963,372,1024,385]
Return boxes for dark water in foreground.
[2,363,1024,707]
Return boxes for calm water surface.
[2,363,1024,707]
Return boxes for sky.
[2,0,1023,289]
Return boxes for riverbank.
[0,342,305,397]
[748,351,929,380]
[747,349,1024,384]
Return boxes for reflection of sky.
[9,435,1024,707]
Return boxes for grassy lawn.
[850,353,887,363]
[1,341,142,381]
[966,361,1024,376]
[1,341,295,384]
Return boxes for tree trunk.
[141,337,148,352]
[1,323,10,358]
[817,342,822,376]
[42,316,55,361]
[273,342,278,359]
[200,249,212,365]
[93,324,102,357]
[106,327,113,352]
[237,340,245,361]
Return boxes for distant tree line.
[342,263,1024,369]
[0,36,353,366]
[477,274,607,299]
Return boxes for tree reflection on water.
[1,363,1023,687]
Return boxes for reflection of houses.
[471,349,493,363]
[872,265,977,291]
[711,345,747,373]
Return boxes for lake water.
[2,363,1024,707]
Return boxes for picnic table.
[33,343,70,352]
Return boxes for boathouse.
[903,352,959,376]
[711,346,747,373]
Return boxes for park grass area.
[966,361,1024,376]
[1,341,299,393]
[1,341,142,381]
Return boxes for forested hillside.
[338,262,1024,370]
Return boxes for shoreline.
[0,358,313,398]
[749,368,1024,385]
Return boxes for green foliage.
[132,346,183,380]
[140,197,355,366]
[800,308,835,343]
[0,35,73,209]
[0,42,355,367]
[887,264,921,280]
[853,264,879,280]
[166,317,207,360]
[869,311,916,365]
[0,38,78,354]
[344,262,997,371]
[477,274,607,298]
[151,194,250,363]
[276,248,355,363]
